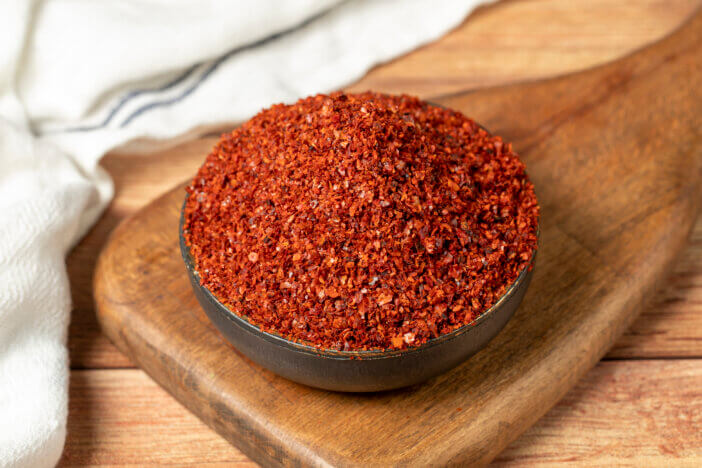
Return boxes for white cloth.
[0,1,482,466]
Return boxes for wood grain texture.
[66,0,702,370]
[58,361,702,466]
[68,138,213,369]
[347,0,702,97]
[92,10,702,467]
[609,221,702,358]
[493,359,702,466]
[60,369,255,467]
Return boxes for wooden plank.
[59,369,254,467]
[58,361,702,466]
[348,0,702,97]
[610,222,702,359]
[67,139,211,369]
[495,360,702,466]
[66,0,702,370]
[92,13,702,466]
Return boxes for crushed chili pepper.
[183,92,539,351]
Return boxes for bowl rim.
[180,196,537,360]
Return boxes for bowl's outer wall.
[181,224,533,391]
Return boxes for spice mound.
[183,92,539,351]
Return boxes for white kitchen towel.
[0,1,484,466]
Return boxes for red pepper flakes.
[183,92,539,351]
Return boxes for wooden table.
[59,1,702,465]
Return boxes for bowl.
[180,199,535,392]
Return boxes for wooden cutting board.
[94,11,702,467]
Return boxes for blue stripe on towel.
[61,64,200,133]
[58,1,345,133]
[118,2,344,127]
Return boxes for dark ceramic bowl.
[180,200,535,392]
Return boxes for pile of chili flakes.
[183,92,539,351]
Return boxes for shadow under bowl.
[180,200,535,392]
